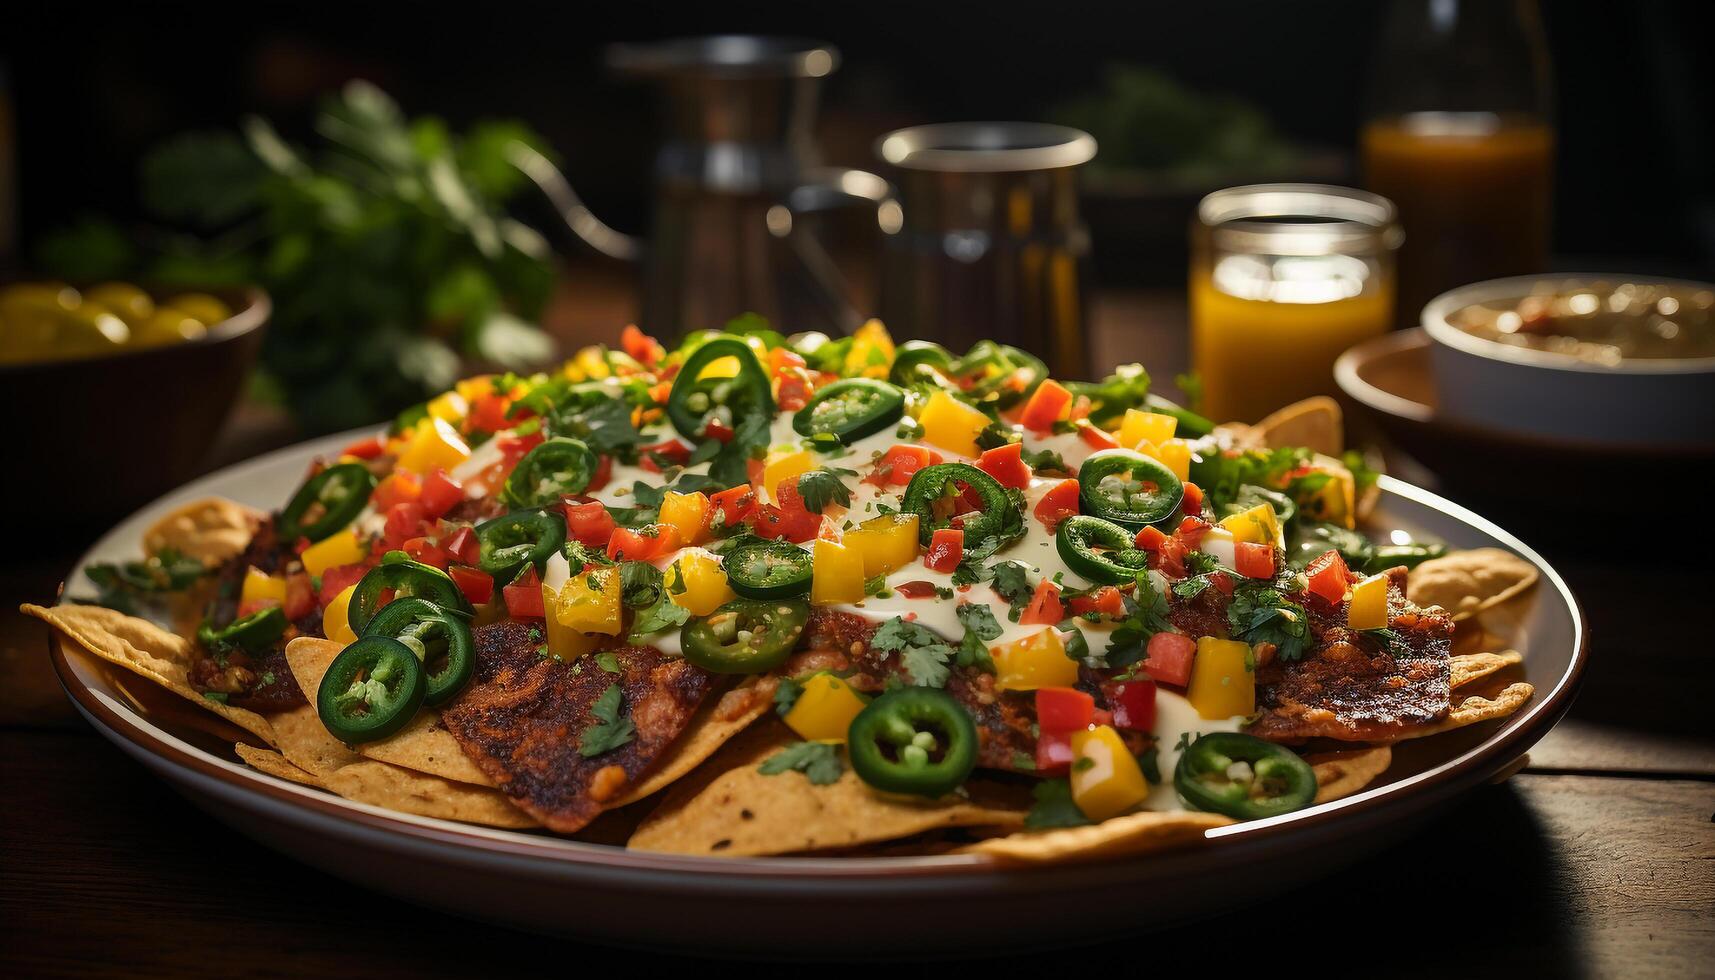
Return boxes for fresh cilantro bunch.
[35,81,560,433]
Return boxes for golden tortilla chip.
[611,675,776,807]
[320,760,538,829]
[284,637,494,786]
[266,703,363,777]
[235,744,322,788]
[1256,396,1344,456]
[1395,682,1535,742]
[1306,746,1393,803]
[962,810,1232,865]
[142,497,260,567]
[1449,650,1524,689]
[628,720,1026,856]
[25,603,276,747]
[1407,548,1539,620]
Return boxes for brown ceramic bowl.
[46,430,1587,957]
[0,285,268,534]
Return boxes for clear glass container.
[1362,0,1555,324]
[1190,184,1402,423]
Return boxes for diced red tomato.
[924,528,964,573]
[767,346,807,376]
[403,536,450,570]
[283,574,316,621]
[709,485,757,529]
[442,526,481,566]
[383,502,430,549]
[1142,632,1197,687]
[1174,516,1212,548]
[1033,479,1082,531]
[1107,679,1158,731]
[340,436,385,459]
[586,454,613,493]
[449,565,494,606]
[373,471,421,511]
[976,443,1031,489]
[621,324,665,367]
[1076,421,1121,451]
[502,566,545,619]
[497,431,545,462]
[1235,541,1275,579]
[561,500,617,550]
[775,369,813,412]
[639,439,693,472]
[607,524,683,561]
[747,504,822,543]
[895,581,941,599]
[1019,379,1073,432]
[466,392,513,434]
[418,468,464,519]
[1034,731,1075,775]
[1020,580,1065,626]
[1035,687,1095,734]
[1134,525,1169,551]
[866,445,943,488]
[1208,571,1236,596]
[317,563,369,609]
[1181,481,1205,518]
[1068,585,1125,618]
[1305,550,1353,605]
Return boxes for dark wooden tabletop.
[3,281,1711,978]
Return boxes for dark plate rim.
[48,470,1587,882]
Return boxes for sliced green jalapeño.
[1078,449,1184,528]
[360,597,475,707]
[475,510,566,580]
[723,540,814,600]
[1174,732,1317,820]
[502,437,597,509]
[680,598,809,674]
[1057,515,1151,585]
[793,378,905,444]
[666,336,775,442]
[347,555,473,634]
[901,462,1017,560]
[317,635,426,743]
[846,687,978,797]
[279,462,376,542]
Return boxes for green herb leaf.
[578,683,636,757]
[1024,778,1092,829]
[796,469,853,513]
[871,617,956,688]
[759,741,844,785]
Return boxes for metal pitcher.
[511,35,890,336]
[874,122,1097,378]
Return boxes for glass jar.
[1190,184,1402,423]
[1362,0,1555,325]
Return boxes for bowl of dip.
[1421,274,1715,450]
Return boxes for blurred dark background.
[4,0,1711,280]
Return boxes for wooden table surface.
[3,283,1711,977]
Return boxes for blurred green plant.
[35,81,559,433]
[1052,66,1298,181]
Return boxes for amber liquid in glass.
[1363,113,1552,324]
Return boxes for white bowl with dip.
[1421,274,1715,450]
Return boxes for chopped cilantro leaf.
[773,675,805,716]
[759,741,844,785]
[578,683,636,757]
[1024,778,1092,829]
[796,468,853,513]
[871,617,956,688]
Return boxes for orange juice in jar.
[1190,185,1401,423]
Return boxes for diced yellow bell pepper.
[542,592,600,662]
[426,390,468,424]
[300,528,365,577]
[811,539,865,606]
[574,345,611,380]
[240,567,287,606]
[658,491,712,546]
[667,550,736,616]
[1299,462,1357,529]
[782,673,869,743]
[992,628,1081,691]
[554,565,623,636]
[1220,503,1281,546]
[918,389,990,458]
[322,585,358,645]
[1156,438,1192,482]
[843,514,920,578]
[1117,409,1177,450]
[761,449,816,503]
[455,375,495,403]
[844,318,896,378]
[1070,725,1150,820]
[1187,637,1255,720]
[397,417,471,475]
[1347,573,1390,631]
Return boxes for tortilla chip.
[1449,650,1524,689]
[1306,746,1393,803]
[235,744,322,788]
[142,497,260,567]
[25,603,276,747]
[1407,549,1539,621]
[319,760,538,829]
[611,675,776,807]
[266,703,363,777]
[284,637,494,786]
[1394,682,1535,741]
[962,810,1232,865]
[628,720,1026,856]
[1256,396,1344,456]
